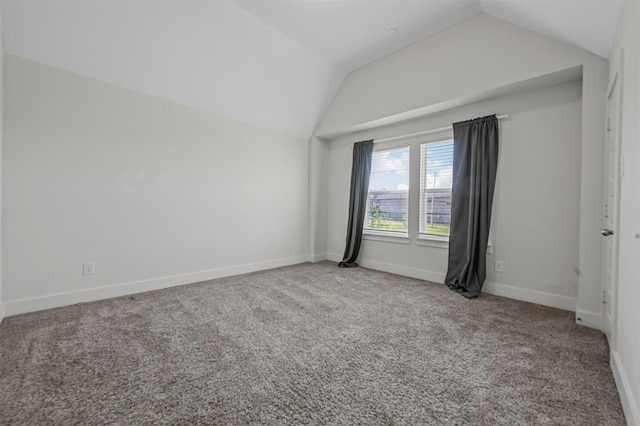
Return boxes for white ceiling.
[480,0,623,60]
[235,0,482,73]
[237,0,623,73]
[0,0,624,140]
[0,1,346,140]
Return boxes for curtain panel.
[339,140,374,268]
[445,115,499,298]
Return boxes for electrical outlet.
[83,262,95,276]
[494,261,504,273]
[486,242,493,254]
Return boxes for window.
[365,146,410,233]
[420,140,453,237]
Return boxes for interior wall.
[315,14,605,139]
[308,136,330,261]
[0,8,4,323]
[0,0,346,141]
[310,13,608,327]
[326,81,582,311]
[608,1,640,423]
[2,55,309,315]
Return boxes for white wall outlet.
[494,261,504,273]
[486,242,493,254]
[83,262,95,276]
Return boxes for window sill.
[363,230,410,245]
[416,235,449,249]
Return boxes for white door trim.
[601,48,624,346]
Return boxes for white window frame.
[419,139,453,242]
[363,145,410,238]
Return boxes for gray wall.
[0,8,4,322]
[309,13,607,326]
[326,81,582,311]
[2,55,309,314]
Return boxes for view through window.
[420,140,453,237]
[365,146,410,233]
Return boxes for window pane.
[365,146,409,232]
[420,140,453,236]
[424,141,453,189]
[423,192,452,236]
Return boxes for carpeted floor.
[0,261,626,425]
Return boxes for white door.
[601,54,623,345]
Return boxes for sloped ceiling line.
[0,0,623,140]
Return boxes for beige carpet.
[0,261,625,424]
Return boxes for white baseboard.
[308,252,328,263]
[611,350,640,426]
[327,254,578,314]
[0,303,4,324]
[327,252,342,263]
[482,281,577,312]
[574,309,602,330]
[3,255,307,317]
[359,258,446,284]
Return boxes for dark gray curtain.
[445,115,499,298]
[339,140,374,268]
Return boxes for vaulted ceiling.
[237,0,623,73]
[0,0,624,140]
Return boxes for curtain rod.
[374,114,508,144]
